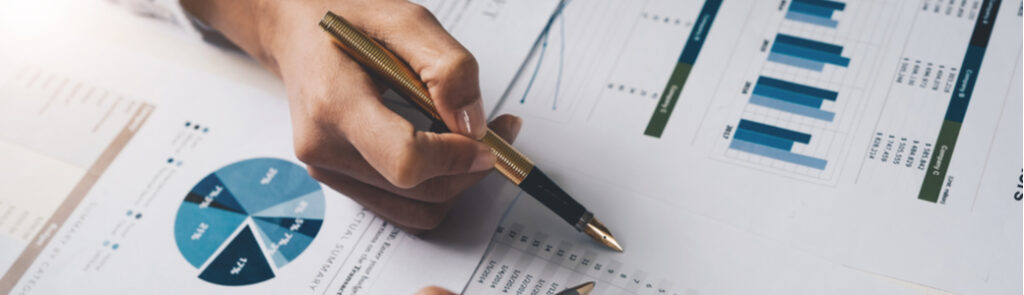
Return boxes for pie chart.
[173,158,324,286]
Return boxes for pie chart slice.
[252,217,318,265]
[185,173,248,215]
[174,158,324,286]
[252,190,325,220]
[174,201,247,268]
[214,158,321,214]
[198,226,275,286]
[254,216,323,239]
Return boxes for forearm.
[180,0,281,75]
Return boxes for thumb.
[396,131,495,188]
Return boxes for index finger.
[339,1,487,140]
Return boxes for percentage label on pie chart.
[174,158,324,286]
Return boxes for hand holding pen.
[180,0,522,233]
[319,11,622,252]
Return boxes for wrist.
[180,0,283,72]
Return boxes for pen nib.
[557,281,596,295]
[583,217,624,252]
[574,281,596,295]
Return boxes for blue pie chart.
[173,158,324,286]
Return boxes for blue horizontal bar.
[738,119,811,144]
[793,0,846,11]
[734,127,794,150]
[775,34,843,54]
[785,11,838,28]
[730,139,828,170]
[677,0,723,64]
[750,94,836,121]
[767,52,825,71]
[771,42,850,67]
[752,84,824,108]
[945,45,985,123]
[789,1,835,18]
[757,76,838,100]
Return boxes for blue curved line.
[519,31,549,104]
[519,0,571,105]
[552,12,566,110]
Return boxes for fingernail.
[469,147,496,172]
[455,99,486,139]
[460,109,472,134]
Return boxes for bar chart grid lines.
[717,0,910,184]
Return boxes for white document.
[0,0,558,293]
[491,0,1022,293]
[464,175,927,295]
[0,53,520,294]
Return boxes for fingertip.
[488,114,523,143]
[415,286,456,295]
[509,115,523,138]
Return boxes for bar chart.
[785,0,845,28]
[706,0,904,183]
[768,34,849,71]
[728,119,827,170]
[750,76,838,121]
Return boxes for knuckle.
[397,3,433,23]
[293,133,319,165]
[384,139,423,188]
[441,50,479,76]
[306,167,329,183]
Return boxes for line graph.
[519,0,569,110]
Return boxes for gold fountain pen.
[319,11,622,252]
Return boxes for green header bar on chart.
[918,0,1001,202]
[644,0,723,138]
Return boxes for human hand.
[181,0,522,232]
[415,286,456,295]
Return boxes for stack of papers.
[0,0,1020,294]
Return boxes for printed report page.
[487,0,1022,293]
[0,0,558,293]
[0,49,524,294]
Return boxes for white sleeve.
[108,0,199,34]
[108,0,239,49]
